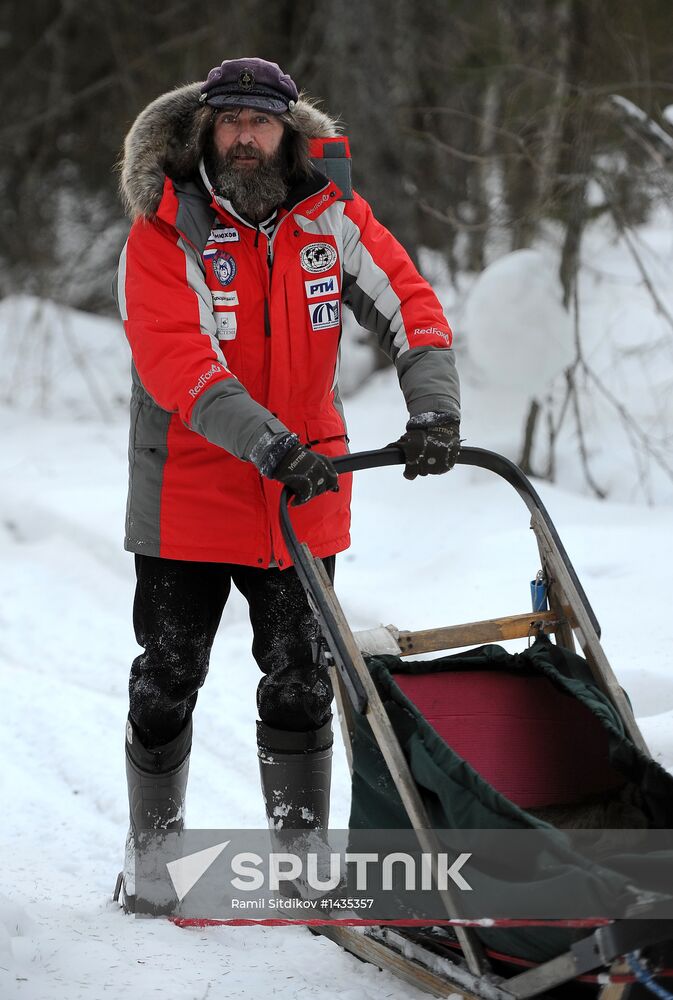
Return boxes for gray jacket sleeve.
[189,380,291,465]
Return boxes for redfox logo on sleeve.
[189,362,227,398]
[412,326,452,346]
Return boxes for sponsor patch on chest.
[308,298,341,331]
[207,227,240,243]
[213,290,239,307]
[216,312,238,339]
[300,242,338,273]
[208,250,237,287]
[304,275,338,299]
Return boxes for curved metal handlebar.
[280,445,600,640]
[330,446,404,474]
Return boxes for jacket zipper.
[264,238,272,337]
[231,185,332,339]
[263,235,275,563]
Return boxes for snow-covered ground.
[2,214,673,998]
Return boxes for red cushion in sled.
[394,670,622,808]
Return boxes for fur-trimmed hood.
[120,82,340,220]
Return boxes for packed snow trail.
[1,411,423,999]
[3,391,673,998]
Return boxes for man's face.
[205,106,289,221]
[212,107,286,169]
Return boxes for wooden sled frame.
[280,446,671,1000]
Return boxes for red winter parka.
[117,86,460,568]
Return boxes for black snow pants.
[129,554,335,750]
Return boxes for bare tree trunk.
[533,0,572,215]
[466,79,500,272]
[497,5,540,250]
[518,399,541,474]
[558,1,596,307]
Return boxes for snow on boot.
[257,719,341,901]
[113,717,191,914]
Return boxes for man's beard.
[203,138,289,222]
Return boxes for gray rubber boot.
[113,717,192,914]
[257,719,332,831]
[257,719,338,900]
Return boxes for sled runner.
[279,445,673,1000]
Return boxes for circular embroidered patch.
[300,242,338,273]
[213,250,237,287]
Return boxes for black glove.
[392,419,461,481]
[270,443,339,505]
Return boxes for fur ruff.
[120,82,340,220]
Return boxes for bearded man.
[114,57,461,911]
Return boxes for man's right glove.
[392,418,461,481]
[270,442,339,506]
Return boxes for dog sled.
[279,445,673,1000]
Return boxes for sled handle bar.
[279,444,600,661]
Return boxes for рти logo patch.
[305,276,337,299]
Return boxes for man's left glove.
[391,417,461,481]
